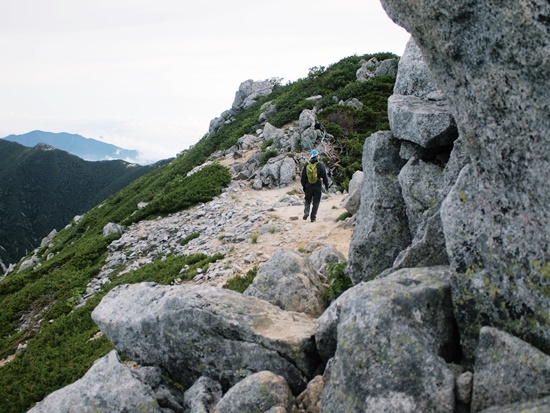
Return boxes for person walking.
[301,149,329,222]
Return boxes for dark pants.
[304,183,322,220]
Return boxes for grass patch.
[0,253,223,413]
[324,262,353,301]
[260,149,279,165]
[180,232,201,246]
[336,211,353,221]
[224,267,258,293]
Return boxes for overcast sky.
[0,0,410,163]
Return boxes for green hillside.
[0,141,165,267]
[0,52,397,413]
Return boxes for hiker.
[301,149,329,222]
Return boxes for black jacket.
[301,160,329,190]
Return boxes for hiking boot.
[303,213,309,220]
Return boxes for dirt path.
[210,150,354,284]
[238,182,352,259]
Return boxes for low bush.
[336,211,353,221]
[224,267,258,293]
[260,149,279,165]
[325,262,353,301]
[127,163,231,222]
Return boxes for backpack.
[306,162,319,184]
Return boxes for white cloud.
[0,0,409,163]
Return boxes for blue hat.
[309,149,319,159]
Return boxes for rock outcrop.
[213,371,296,413]
[28,351,163,412]
[208,79,275,136]
[347,131,410,283]
[316,266,459,412]
[258,156,299,188]
[347,35,463,286]
[478,396,550,413]
[471,327,550,413]
[380,0,550,360]
[309,244,346,277]
[356,57,398,81]
[243,248,327,318]
[342,170,363,215]
[232,79,274,111]
[183,376,222,413]
[92,283,319,394]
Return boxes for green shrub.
[107,253,224,287]
[261,138,275,151]
[180,232,201,246]
[325,262,353,301]
[336,211,353,221]
[128,163,231,222]
[260,149,279,165]
[224,267,258,293]
[0,252,223,413]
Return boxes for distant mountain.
[3,130,140,162]
[0,140,166,268]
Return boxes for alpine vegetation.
[1,3,549,410]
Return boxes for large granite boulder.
[28,351,161,412]
[356,57,398,81]
[309,244,346,278]
[478,396,550,413]
[388,94,458,148]
[244,248,327,318]
[393,37,438,98]
[316,266,459,413]
[214,371,296,413]
[102,222,123,238]
[347,131,410,284]
[398,158,444,235]
[298,109,323,151]
[262,122,286,143]
[92,283,319,394]
[184,377,222,413]
[380,0,550,360]
[342,170,364,215]
[471,327,550,413]
[391,208,449,270]
[237,134,261,150]
[296,376,325,413]
[258,156,298,188]
[375,58,398,77]
[232,79,273,111]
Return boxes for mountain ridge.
[3,130,140,163]
[0,139,165,269]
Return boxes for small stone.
[456,371,473,404]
